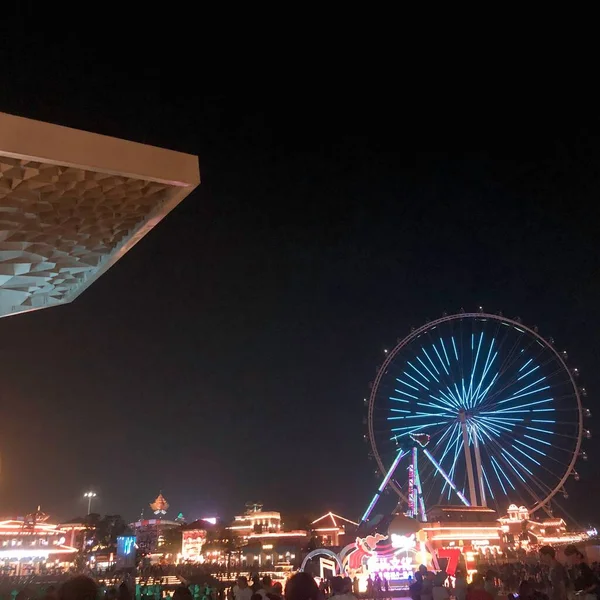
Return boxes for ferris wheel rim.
[366,312,584,514]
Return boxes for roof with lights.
[311,511,359,530]
[0,112,199,318]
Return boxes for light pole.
[84,491,97,514]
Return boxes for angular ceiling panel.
[0,112,200,318]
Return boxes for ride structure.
[362,311,588,523]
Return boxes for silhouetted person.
[565,545,597,599]
[59,576,98,600]
[285,572,322,600]
[174,587,194,600]
[466,575,493,600]
[540,546,567,600]
[331,576,356,600]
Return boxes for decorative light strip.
[247,532,308,538]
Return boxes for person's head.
[331,577,345,595]
[272,583,283,595]
[285,572,320,600]
[540,545,556,565]
[262,577,272,589]
[237,577,249,590]
[518,580,534,599]
[117,583,131,600]
[471,574,485,589]
[60,576,98,600]
[343,578,352,593]
[564,545,585,566]
[455,569,465,579]
[173,587,193,600]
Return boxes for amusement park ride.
[362,311,587,522]
[303,311,591,586]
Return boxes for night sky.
[1,22,599,526]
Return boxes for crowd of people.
[406,545,599,600]
[5,544,600,600]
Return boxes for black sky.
[0,18,599,526]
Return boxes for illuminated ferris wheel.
[365,312,588,520]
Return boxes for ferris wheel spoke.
[489,455,510,494]
[479,417,575,467]
[466,332,485,406]
[438,387,462,408]
[479,351,562,409]
[481,449,546,509]
[395,377,420,392]
[471,340,498,402]
[484,397,554,413]
[431,342,450,376]
[402,371,429,390]
[477,344,545,409]
[406,360,431,385]
[480,431,556,507]
[441,434,463,498]
[434,422,461,460]
[422,347,443,377]
[482,466,495,502]
[416,356,440,382]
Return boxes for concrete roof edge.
[0,112,200,187]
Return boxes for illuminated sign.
[116,536,136,569]
[367,555,415,579]
[182,529,207,561]
[391,534,416,552]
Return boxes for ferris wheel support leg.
[473,433,487,507]
[360,450,406,525]
[414,451,427,521]
[459,411,478,506]
[412,448,419,518]
[423,448,471,507]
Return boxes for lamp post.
[84,491,97,514]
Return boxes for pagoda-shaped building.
[129,492,180,554]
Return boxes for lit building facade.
[498,504,587,546]
[227,503,281,540]
[311,512,359,547]
[0,518,78,575]
[421,506,502,575]
[58,519,90,550]
[130,519,180,555]
[242,531,309,570]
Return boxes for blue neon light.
[379,321,568,514]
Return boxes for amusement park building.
[130,518,181,555]
[0,515,79,575]
[180,505,359,571]
[310,512,359,547]
[226,503,282,540]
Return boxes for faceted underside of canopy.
[0,112,199,318]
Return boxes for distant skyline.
[0,24,598,526]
